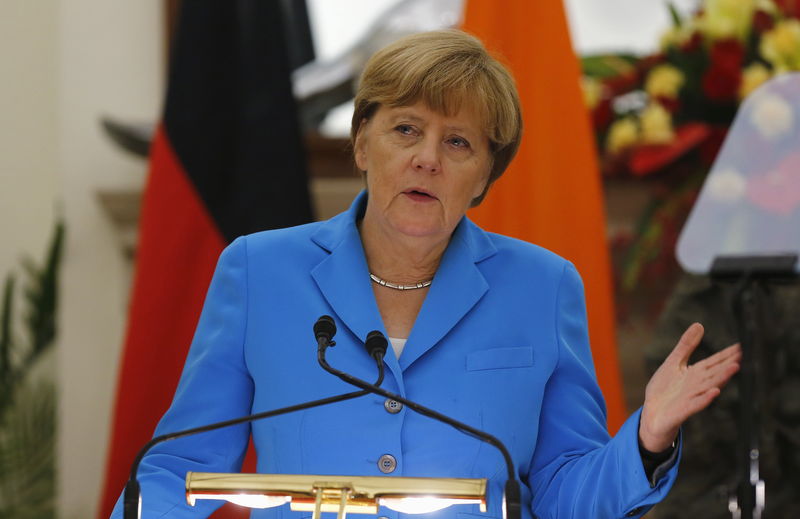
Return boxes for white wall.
[0,3,59,301]
[56,1,162,518]
[564,0,700,54]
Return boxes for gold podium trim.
[186,472,487,518]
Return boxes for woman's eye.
[448,136,471,149]
[395,125,415,136]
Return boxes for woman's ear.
[353,118,369,171]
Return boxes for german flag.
[97,2,313,518]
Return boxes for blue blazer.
[112,192,678,519]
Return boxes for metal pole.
[729,278,765,519]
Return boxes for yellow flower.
[760,19,800,73]
[581,76,603,110]
[755,0,778,14]
[699,0,756,41]
[640,104,675,145]
[645,64,685,99]
[606,118,639,154]
[739,63,771,99]
[659,26,692,50]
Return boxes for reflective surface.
[677,73,800,274]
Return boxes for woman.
[112,30,740,519]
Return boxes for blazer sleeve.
[110,236,254,519]
[527,262,679,519]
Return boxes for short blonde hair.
[351,30,522,206]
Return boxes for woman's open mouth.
[403,189,437,202]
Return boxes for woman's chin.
[390,219,449,240]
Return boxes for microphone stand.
[316,329,524,519]
[122,356,384,519]
[123,316,526,519]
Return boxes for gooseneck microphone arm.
[314,317,524,519]
[123,314,526,519]
[317,333,515,481]
[122,318,384,519]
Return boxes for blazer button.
[384,399,403,414]
[378,454,397,473]
[625,506,644,517]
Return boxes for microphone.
[364,330,388,361]
[314,316,386,372]
[314,315,336,347]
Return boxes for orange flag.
[464,1,626,431]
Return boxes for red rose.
[753,10,775,33]
[775,0,800,17]
[709,39,745,72]
[702,39,744,101]
[656,95,681,114]
[681,31,704,53]
[605,72,640,97]
[702,64,742,101]
[637,54,666,81]
[592,97,613,130]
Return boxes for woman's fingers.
[684,356,740,399]
[688,387,722,415]
[695,342,742,370]
[669,323,706,365]
[702,359,741,388]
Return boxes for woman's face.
[354,101,492,241]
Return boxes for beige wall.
[55,1,162,518]
[0,3,59,294]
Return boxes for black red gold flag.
[98,2,313,517]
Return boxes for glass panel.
[677,73,800,274]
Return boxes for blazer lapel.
[400,218,495,371]
[310,193,497,383]
[310,192,406,392]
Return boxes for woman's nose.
[411,138,440,173]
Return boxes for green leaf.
[0,220,63,517]
[581,54,640,79]
[667,2,683,28]
[0,380,56,519]
[0,276,15,414]
[20,222,64,364]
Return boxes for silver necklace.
[369,273,432,290]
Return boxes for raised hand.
[639,323,742,452]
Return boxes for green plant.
[0,221,64,519]
[0,380,56,519]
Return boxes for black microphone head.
[314,315,337,342]
[365,330,388,360]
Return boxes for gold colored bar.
[186,472,487,513]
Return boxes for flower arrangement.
[581,0,800,303]
[587,0,800,177]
